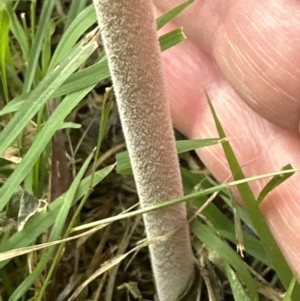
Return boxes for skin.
[154,0,300,277]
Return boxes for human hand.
[154,0,300,275]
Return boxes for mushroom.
[93,1,196,300]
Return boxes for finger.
[156,0,300,132]
[158,17,300,277]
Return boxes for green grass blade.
[4,4,30,62]
[182,167,269,265]
[257,164,294,205]
[64,0,87,30]
[283,273,298,301]
[176,138,224,153]
[9,151,95,301]
[0,39,97,157]
[116,138,222,175]
[224,261,251,301]
[156,0,195,30]
[220,191,257,235]
[8,160,109,301]
[0,85,94,211]
[205,91,300,297]
[192,222,258,300]
[51,152,94,242]
[189,195,270,266]
[54,169,294,236]
[0,58,109,116]
[49,5,97,69]
[35,149,95,300]
[23,0,56,92]
[8,250,52,301]
[0,93,29,115]
[56,25,184,94]
[159,27,185,52]
[0,6,10,102]
[5,63,23,93]
[41,19,55,73]
[0,165,114,266]
[53,58,110,97]
[1,24,183,116]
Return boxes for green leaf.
[35,148,95,300]
[257,164,294,204]
[176,138,224,153]
[0,93,28,116]
[49,4,97,69]
[205,91,300,298]
[283,273,298,301]
[58,122,81,130]
[0,5,10,102]
[156,0,195,30]
[53,58,110,97]
[0,85,94,211]
[4,4,29,62]
[52,150,94,242]
[116,138,222,175]
[6,165,114,301]
[0,38,97,157]
[224,261,251,301]
[41,19,55,73]
[0,58,110,116]
[183,165,269,266]
[159,27,186,52]
[0,23,184,117]
[64,0,88,31]
[23,0,56,91]
[188,187,271,266]
[192,222,258,301]
[0,165,115,266]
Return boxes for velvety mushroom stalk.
[93,1,195,300]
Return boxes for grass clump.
[0,1,298,300]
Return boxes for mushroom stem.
[93,1,195,300]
